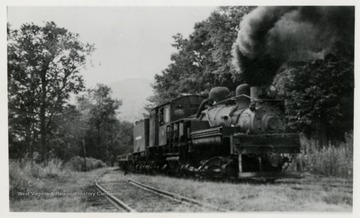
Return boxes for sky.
[7,6,216,87]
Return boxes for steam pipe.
[250,87,258,102]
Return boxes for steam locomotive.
[118,84,300,179]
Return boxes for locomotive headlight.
[265,85,277,98]
[267,153,282,168]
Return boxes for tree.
[77,84,125,162]
[50,105,86,161]
[36,84,133,163]
[150,6,254,106]
[276,51,354,143]
[112,120,134,165]
[8,22,94,161]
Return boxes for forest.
[7,22,133,165]
[8,6,354,168]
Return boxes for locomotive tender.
[118,84,300,179]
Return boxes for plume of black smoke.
[232,6,354,85]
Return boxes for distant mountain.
[108,78,153,123]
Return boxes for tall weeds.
[9,157,106,201]
[289,134,353,178]
[9,161,29,200]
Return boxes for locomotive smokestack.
[232,6,354,86]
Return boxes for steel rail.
[95,172,136,212]
[127,178,229,212]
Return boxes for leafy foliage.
[77,84,133,163]
[50,105,86,161]
[8,22,94,161]
[8,23,132,163]
[151,6,255,105]
[277,52,354,141]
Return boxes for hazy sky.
[7,6,216,87]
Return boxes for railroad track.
[94,172,136,212]
[127,178,228,212]
[94,170,228,212]
[92,169,352,212]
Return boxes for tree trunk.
[83,138,87,171]
[25,124,32,159]
[40,70,47,164]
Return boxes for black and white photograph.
[2,0,357,214]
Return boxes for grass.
[9,133,353,212]
[124,172,352,212]
[9,158,108,212]
[95,134,354,212]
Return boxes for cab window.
[164,106,170,123]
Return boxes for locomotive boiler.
[118,84,300,179]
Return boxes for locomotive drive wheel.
[198,156,237,179]
[223,164,238,181]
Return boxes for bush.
[64,156,106,172]
[289,134,353,178]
